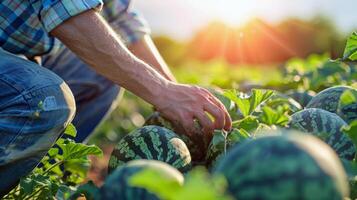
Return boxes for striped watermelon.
[306,86,355,116]
[100,160,184,200]
[145,112,208,163]
[289,108,354,160]
[286,90,316,107]
[214,133,349,200]
[108,126,192,173]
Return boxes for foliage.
[340,90,357,108]
[205,88,289,167]
[343,32,357,61]
[3,125,103,200]
[223,89,274,117]
[130,167,232,200]
[259,106,290,126]
[342,120,357,160]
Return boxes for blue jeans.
[0,47,121,195]
[42,47,122,143]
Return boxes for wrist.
[150,81,177,109]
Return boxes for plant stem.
[22,186,46,200]
[43,160,64,175]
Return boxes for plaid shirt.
[0,0,150,57]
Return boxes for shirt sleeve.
[101,0,150,45]
[38,0,104,32]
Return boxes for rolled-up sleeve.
[37,0,104,32]
[101,0,150,45]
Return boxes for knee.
[57,82,76,126]
[0,81,76,168]
[30,81,76,135]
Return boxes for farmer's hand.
[154,83,232,137]
[51,10,230,138]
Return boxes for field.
[3,30,357,200]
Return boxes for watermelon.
[286,90,316,107]
[288,108,354,160]
[306,86,356,118]
[145,112,208,163]
[214,133,349,200]
[100,160,184,200]
[108,125,192,173]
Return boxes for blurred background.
[134,0,357,64]
[87,0,357,183]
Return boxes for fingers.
[194,111,214,137]
[223,109,232,131]
[200,89,232,131]
[209,95,232,131]
[203,102,225,130]
[157,85,232,140]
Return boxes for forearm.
[50,9,231,137]
[50,10,169,105]
[128,35,176,82]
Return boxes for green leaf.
[260,106,290,126]
[130,167,232,200]
[339,90,357,123]
[64,123,77,137]
[227,128,251,146]
[206,130,228,166]
[342,120,357,154]
[266,94,302,113]
[129,168,183,200]
[210,131,227,151]
[255,123,273,134]
[58,140,103,161]
[64,158,91,179]
[339,89,357,108]
[285,54,329,75]
[233,116,259,132]
[174,168,232,200]
[318,60,350,77]
[18,173,58,199]
[343,32,357,61]
[48,148,59,157]
[224,89,274,117]
[208,88,232,111]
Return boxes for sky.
[132,0,357,40]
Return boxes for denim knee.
[31,82,76,135]
[0,52,77,195]
[0,53,77,164]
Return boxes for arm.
[128,35,176,82]
[100,0,175,82]
[50,10,231,136]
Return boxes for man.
[0,0,231,195]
